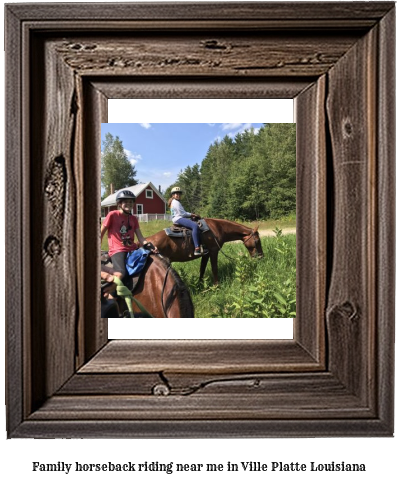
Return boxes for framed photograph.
[101,113,296,339]
[5,2,395,437]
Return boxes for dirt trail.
[258,227,296,237]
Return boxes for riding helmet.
[171,186,183,195]
[116,189,136,202]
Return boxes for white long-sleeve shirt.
[171,199,192,223]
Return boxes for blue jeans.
[175,218,200,248]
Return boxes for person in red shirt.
[101,189,158,282]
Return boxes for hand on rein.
[143,241,159,254]
[101,268,117,298]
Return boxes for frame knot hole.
[44,155,67,215]
[343,118,354,138]
[43,236,62,265]
[152,383,171,396]
[327,301,359,324]
[201,39,227,50]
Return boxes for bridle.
[210,228,263,260]
[242,230,260,244]
[243,230,263,257]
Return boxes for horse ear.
[253,223,259,232]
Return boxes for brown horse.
[101,253,194,318]
[147,218,264,284]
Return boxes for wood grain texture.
[30,36,78,409]
[14,418,390,439]
[91,78,311,100]
[81,81,108,361]
[376,5,396,431]
[6,2,394,22]
[14,417,390,439]
[295,75,327,363]
[5,2,395,438]
[53,33,360,78]
[79,340,321,374]
[5,4,25,437]
[325,26,377,404]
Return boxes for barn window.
[146,189,153,198]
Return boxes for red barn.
[101,182,168,221]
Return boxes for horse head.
[243,225,264,258]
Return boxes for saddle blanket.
[164,219,210,238]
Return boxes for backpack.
[125,248,151,277]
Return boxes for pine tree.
[261,123,296,218]
[175,163,202,213]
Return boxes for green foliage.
[173,233,296,318]
[101,133,138,198]
[168,123,296,221]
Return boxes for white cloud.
[223,123,256,138]
[163,172,172,178]
[140,123,151,129]
[124,149,142,165]
[221,123,244,131]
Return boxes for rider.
[101,189,158,283]
[168,186,208,256]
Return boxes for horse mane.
[205,218,255,232]
[150,254,195,317]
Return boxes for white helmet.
[171,186,183,195]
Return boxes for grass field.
[101,217,296,318]
[173,232,296,318]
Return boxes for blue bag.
[125,248,151,277]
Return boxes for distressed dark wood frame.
[5,2,395,438]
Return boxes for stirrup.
[194,246,208,256]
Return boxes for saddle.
[164,219,210,238]
[101,251,146,294]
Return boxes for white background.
[1,1,397,486]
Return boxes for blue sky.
[101,123,264,193]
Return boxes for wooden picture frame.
[5,2,395,438]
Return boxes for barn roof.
[101,182,166,207]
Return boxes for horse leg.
[209,251,219,285]
[199,254,210,281]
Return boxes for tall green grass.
[173,231,296,318]
[101,219,296,318]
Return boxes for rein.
[209,231,235,261]
[210,228,260,260]
[161,264,172,317]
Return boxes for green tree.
[163,163,202,214]
[259,123,296,218]
[101,133,138,198]
[175,163,202,213]
[201,135,236,217]
[200,141,220,214]
[165,123,296,221]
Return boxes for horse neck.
[210,219,252,243]
[152,255,194,318]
